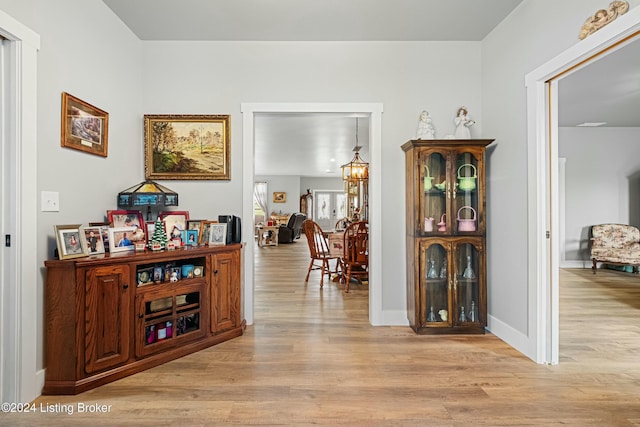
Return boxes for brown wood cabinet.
[402,139,493,334]
[43,244,244,395]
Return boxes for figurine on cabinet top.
[416,110,436,140]
[453,106,475,139]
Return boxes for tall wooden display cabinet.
[402,139,494,334]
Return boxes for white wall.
[481,0,640,356]
[255,175,301,215]
[141,41,483,320]
[559,127,640,264]
[0,0,143,378]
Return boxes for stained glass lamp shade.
[117,180,178,220]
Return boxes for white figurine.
[416,110,436,140]
[453,106,475,139]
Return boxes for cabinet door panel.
[210,251,240,333]
[84,265,130,373]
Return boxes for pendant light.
[341,118,369,182]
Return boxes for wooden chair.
[301,219,342,287]
[342,221,369,292]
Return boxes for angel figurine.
[416,110,436,140]
[453,106,475,139]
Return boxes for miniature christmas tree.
[150,217,168,249]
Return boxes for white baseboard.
[560,260,591,269]
[487,314,536,363]
[378,309,409,326]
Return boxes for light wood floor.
[6,240,640,426]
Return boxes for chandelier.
[341,118,369,182]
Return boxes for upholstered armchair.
[590,224,640,274]
[278,213,306,243]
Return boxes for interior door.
[314,190,346,231]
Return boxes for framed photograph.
[55,224,86,260]
[137,267,155,286]
[209,223,228,246]
[108,226,137,253]
[107,210,145,229]
[60,92,108,157]
[160,211,190,240]
[198,220,217,245]
[187,219,204,231]
[80,226,105,255]
[144,114,230,180]
[186,230,199,246]
[89,222,111,252]
[273,192,286,203]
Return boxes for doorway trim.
[0,10,40,402]
[525,8,640,364]
[241,103,383,325]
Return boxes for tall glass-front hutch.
[402,139,494,334]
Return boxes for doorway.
[0,11,40,402]
[241,103,383,326]
[526,12,640,364]
[314,190,347,231]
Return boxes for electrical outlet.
[41,191,59,212]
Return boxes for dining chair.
[342,220,369,292]
[301,219,342,287]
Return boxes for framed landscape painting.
[144,114,230,180]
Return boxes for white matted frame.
[108,226,137,253]
[208,223,227,246]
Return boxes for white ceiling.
[102,0,640,176]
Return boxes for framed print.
[273,192,286,203]
[107,210,145,229]
[144,114,230,180]
[187,219,204,231]
[80,226,105,255]
[198,220,217,245]
[108,226,137,253]
[209,223,228,246]
[89,222,111,252]
[186,230,199,246]
[55,224,86,260]
[160,211,190,239]
[145,220,158,244]
[60,92,109,157]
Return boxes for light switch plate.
[41,191,59,212]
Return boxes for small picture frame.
[187,220,203,231]
[273,192,286,203]
[209,223,228,246]
[159,211,190,234]
[109,226,137,253]
[145,221,157,245]
[55,224,86,260]
[80,225,105,255]
[107,210,145,231]
[60,92,109,157]
[193,266,204,277]
[186,230,199,246]
[89,222,110,252]
[137,267,155,286]
[199,220,218,245]
[153,266,164,283]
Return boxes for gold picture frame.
[144,114,230,180]
[273,192,286,203]
[54,224,87,260]
[60,92,109,157]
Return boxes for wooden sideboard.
[43,244,244,395]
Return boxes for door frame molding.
[525,8,640,364]
[0,9,40,401]
[241,103,383,325]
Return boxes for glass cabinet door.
[419,240,451,326]
[453,241,481,325]
[419,150,447,235]
[453,151,481,234]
